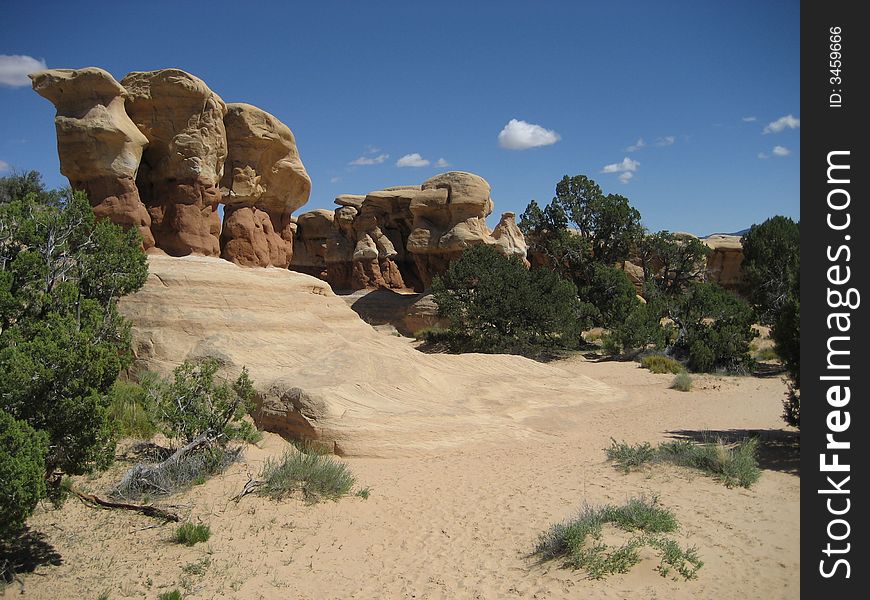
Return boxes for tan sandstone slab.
[119,255,621,456]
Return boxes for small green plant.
[605,439,656,472]
[658,438,761,488]
[173,523,211,546]
[645,535,704,580]
[181,557,210,576]
[258,449,355,503]
[671,372,693,392]
[106,377,159,439]
[600,496,678,533]
[355,486,371,499]
[532,496,699,580]
[158,591,182,600]
[97,591,110,600]
[607,437,762,488]
[640,354,685,374]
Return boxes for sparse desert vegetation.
[641,354,685,374]
[671,372,693,391]
[607,437,762,488]
[172,522,211,546]
[533,495,703,580]
[254,448,356,503]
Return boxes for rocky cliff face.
[32,66,310,264]
[292,171,529,291]
[30,68,154,249]
[702,234,744,290]
[121,69,228,257]
[220,103,311,267]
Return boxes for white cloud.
[497,118,561,150]
[0,54,46,87]
[758,152,770,160]
[601,157,640,174]
[330,176,342,183]
[434,158,450,167]
[396,153,430,168]
[349,153,389,166]
[742,116,757,122]
[656,135,675,147]
[626,138,646,152]
[772,145,791,156]
[619,172,634,184]
[0,159,10,172]
[763,114,800,134]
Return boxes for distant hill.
[703,228,749,238]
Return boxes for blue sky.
[0,0,799,236]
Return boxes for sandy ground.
[3,356,799,600]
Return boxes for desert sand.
[4,352,798,600]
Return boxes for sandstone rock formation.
[293,171,526,292]
[490,212,529,265]
[703,234,744,290]
[30,68,154,248]
[291,209,337,281]
[121,69,228,256]
[219,103,311,267]
[407,171,495,287]
[119,255,619,456]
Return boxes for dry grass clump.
[113,445,241,500]
[671,372,693,391]
[258,449,356,503]
[606,437,761,488]
[640,354,685,374]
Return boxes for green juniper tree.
[0,173,147,526]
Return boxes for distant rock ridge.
[292,171,528,291]
[616,232,745,292]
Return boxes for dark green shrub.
[579,264,640,327]
[519,175,644,285]
[148,360,255,446]
[158,590,182,600]
[741,216,799,324]
[667,283,757,372]
[640,355,685,374]
[0,411,49,534]
[604,301,666,355]
[0,183,147,503]
[772,271,800,427]
[173,523,211,546]
[432,244,585,356]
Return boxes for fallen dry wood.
[231,476,264,503]
[73,489,180,522]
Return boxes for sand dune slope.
[119,255,620,456]
[7,360,798,600]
